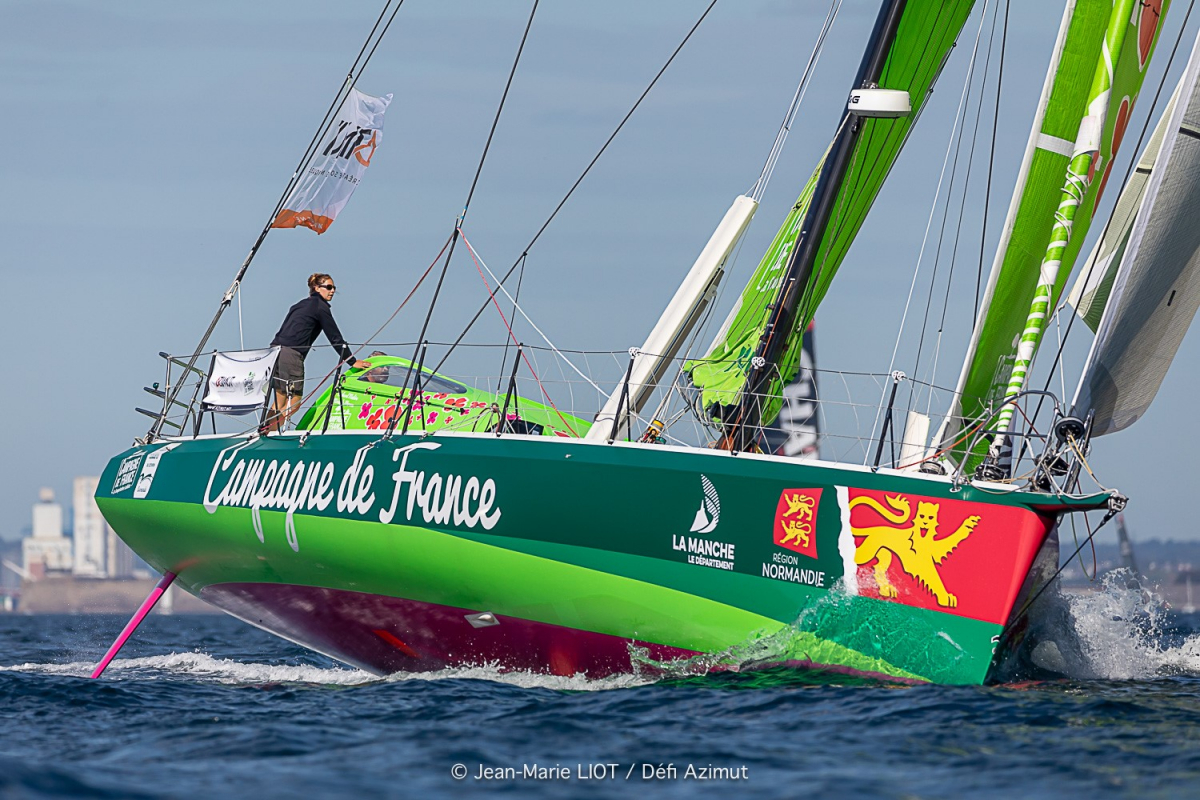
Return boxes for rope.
[457,229,580,437]
[407,0,540,387]
[750,0,843,202]
[431,0,720,377]
[457,230,604,393]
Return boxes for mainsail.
[938,0,1166,463]
[1072,31,1200,436]
[762,323,820,458]
[686,0,976,427]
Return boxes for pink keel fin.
[90,571,177,679]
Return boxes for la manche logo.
[673,475,735,570]
[689,474,720,534]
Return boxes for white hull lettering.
[761,562,826,588]
[671,534,735,562]
[380,442,500,530]
[202,440,502,550]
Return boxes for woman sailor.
[265,272,367,431]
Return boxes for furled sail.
[685,0,976,426]
[938,0,1167,463]
[1072,32,1200,436]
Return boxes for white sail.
[1073,33,1200,436]
[588,195,757,440]
[1068,87,1180,329]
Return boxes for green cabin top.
[295,355,593,438]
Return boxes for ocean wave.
[1022,570,1200,681]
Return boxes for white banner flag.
[202,347,280,415]
[272,88,392,234]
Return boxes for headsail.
[685,0,977,428]
[938,0,1167,463]
[1072,32,1200,436]
[1068,86,1180,330]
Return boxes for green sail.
[940,0,1169,463]
[686,0,977,426]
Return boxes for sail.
[1069,86,1179,330]
[686,0,976,425]
[762,322,820,458]
[939,0,1167,461]
[1072,36,1200,436]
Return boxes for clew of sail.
[1072,31,1200,436]
[938,0,1167,463]
[685,0,976,426]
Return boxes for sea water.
[3,577,1200,799]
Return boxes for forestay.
[1072,31,1200,436]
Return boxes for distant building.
[73,477,107,577]
[107,526,137,579]
[69,476,140,579]
[23,488,72,578]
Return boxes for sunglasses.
[319,284,337,291]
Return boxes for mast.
[725,0,907,451]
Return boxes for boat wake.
[0,652,376,685]
[1007,570,1200,682]
[0,651,655,692]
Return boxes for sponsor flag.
[202,347,280,415]
[272,89,393,234]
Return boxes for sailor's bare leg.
[265,390,299,432]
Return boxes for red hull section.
[201,583,696,677]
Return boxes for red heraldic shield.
[843,488,1052,625]
[773,488,823,559]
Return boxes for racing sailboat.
[93,0,1189,685]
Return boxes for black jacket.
[270,293,356,363]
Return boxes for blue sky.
[2,0,1198,542]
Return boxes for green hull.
[96,432,1104,684]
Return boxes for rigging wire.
[750,0,843,203]
[975,0,1010,323]
[923,0,1006,410]
[876,0,993,435]
[496,253,528,394]
[456,230,581,436]
[403,0,541,400]
[430,0,721,377]
[457,230,604,394]
[150,0,407,438]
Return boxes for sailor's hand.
[352,359,370,369]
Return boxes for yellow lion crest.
[779,492,817,548]
[849,494,979,608]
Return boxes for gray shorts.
[274,347,305,396]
